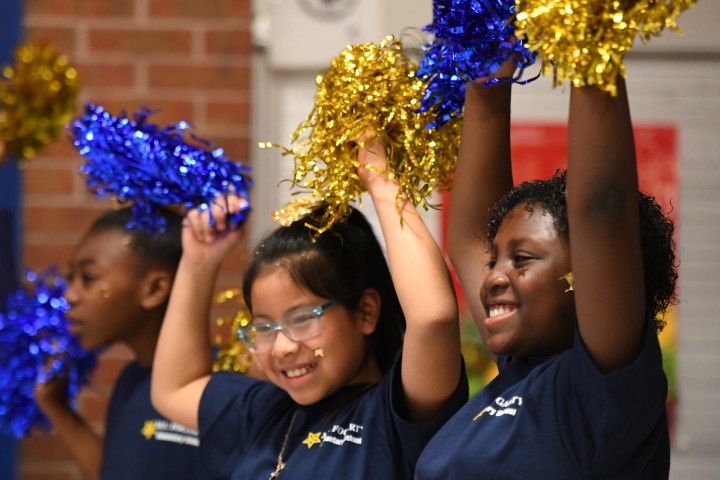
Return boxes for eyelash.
[485,255,532,269]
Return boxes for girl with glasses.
[151,134,468,479]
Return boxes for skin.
[481,206,575,361]
[152,133,461,434]
[33,227,174,480]
[249,268,381,405]
[448,54,645,373]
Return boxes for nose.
[482,265,511,294]
[63,280,79,306]
[271,329,300,358]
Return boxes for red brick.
[206,28,252,56]
[24,206,104,235]
[149,0,250,19]
[89,29,192,55]
[39,136,82,159]
[148,64,250,91]
[206,99,250,126]
[23,167,75,196]
[26,0,134,17]
[22,244,76,272]
[206,134,250,162]
[74,62,135,89]
[25,27,77,54]
[85,98,195,126]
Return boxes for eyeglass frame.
[237,300,339,352]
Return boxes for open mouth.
[488,304,518,318]
[283,363,317,378]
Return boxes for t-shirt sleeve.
[198,372,284,479]
[390,353,470,472]
[558,319,668,474]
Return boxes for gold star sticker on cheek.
[560,272,574,292]
[302,432,322,449]
[517,266,528,277]
[141,420,156,439]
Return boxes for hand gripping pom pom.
[0,43,79,163]
[417,0,538,129]
[515,0,697,95]
[0,268,97,438]
[71,104,253,232]
[262,36,462,237]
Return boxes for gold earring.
[560,272,574,292]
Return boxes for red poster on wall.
[443,123,679,437]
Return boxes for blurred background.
[0,0,718,478]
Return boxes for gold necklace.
[269,410,299,479]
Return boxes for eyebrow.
[252,304,317,322]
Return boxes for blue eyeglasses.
[237,301,338,352]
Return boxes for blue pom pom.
[417,0,538,129]
[0,268,97,438]
[71,104,253,232]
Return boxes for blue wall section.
[0,0,24,478]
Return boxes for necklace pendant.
[270,461,285,479]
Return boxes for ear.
[138,269,174,310]
[354,288,381,335]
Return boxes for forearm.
[567,79,645,371]
[41,404,102,480]
[447,82,513,260]
[447,82,514,330]
[151,256,217,430]
[366,172,461,422]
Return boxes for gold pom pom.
[271,197,325,227]
[262,35,461,235]
[0,42,79,163]
[515,0,697,95]
[212,288,254,374]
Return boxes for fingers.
[185,194,248,243]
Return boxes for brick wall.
[19,1,253,478]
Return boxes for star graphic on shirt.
[141,420,157,439]
[302,432,322,449]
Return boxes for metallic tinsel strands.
[0,269,97,438]
[418,0,537,129]
[263,36,461,237]
[515,0,697,95]
[0,43,79,163]
[212,289,254,375]
[72,104,252,232]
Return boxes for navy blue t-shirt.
[199,353,468,479]
[415,321,669,479]
[101,362,210,479]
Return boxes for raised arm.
[566,79,645,372]
[358,135,460,424]
[35,378,103,480]
[151,199,246,430]
[446,70,515,336]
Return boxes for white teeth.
[285,365,314,378]
[489,305,516,318]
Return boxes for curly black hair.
[487,170,678,333]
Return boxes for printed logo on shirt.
[302,422,364,449]
[473,395,523,421]
[140,419,200,446]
